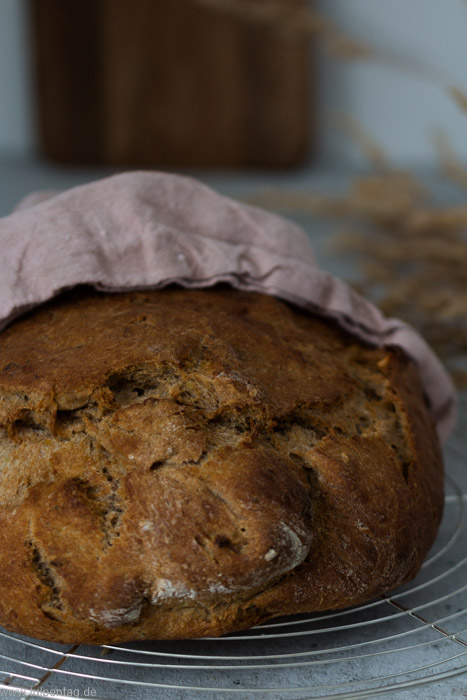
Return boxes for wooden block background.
[30,0,311,167]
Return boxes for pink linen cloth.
[0,171,455,441]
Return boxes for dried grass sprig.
[331,114,389,169]
[433,130,467,191]
[448,86,467,114]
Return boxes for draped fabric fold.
[0,171,455,440]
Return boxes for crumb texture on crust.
[0,288,443,643]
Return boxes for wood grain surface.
[31,0,310,167]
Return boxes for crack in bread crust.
[0,288,443,643]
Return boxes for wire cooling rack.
[0,398,466,700]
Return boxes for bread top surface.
[0,289,352,416]
[0,288,444,641]
[0,286,385,428]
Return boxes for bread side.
[0,288,444,643]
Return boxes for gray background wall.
[0,0,33,157]
[1,0,466,165]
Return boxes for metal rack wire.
[0,398,466,700]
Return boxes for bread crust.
[0,288,443,643]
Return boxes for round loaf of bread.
[0,288,443,644]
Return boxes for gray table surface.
[0,157,466,700]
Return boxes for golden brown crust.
[0,288,443,643]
